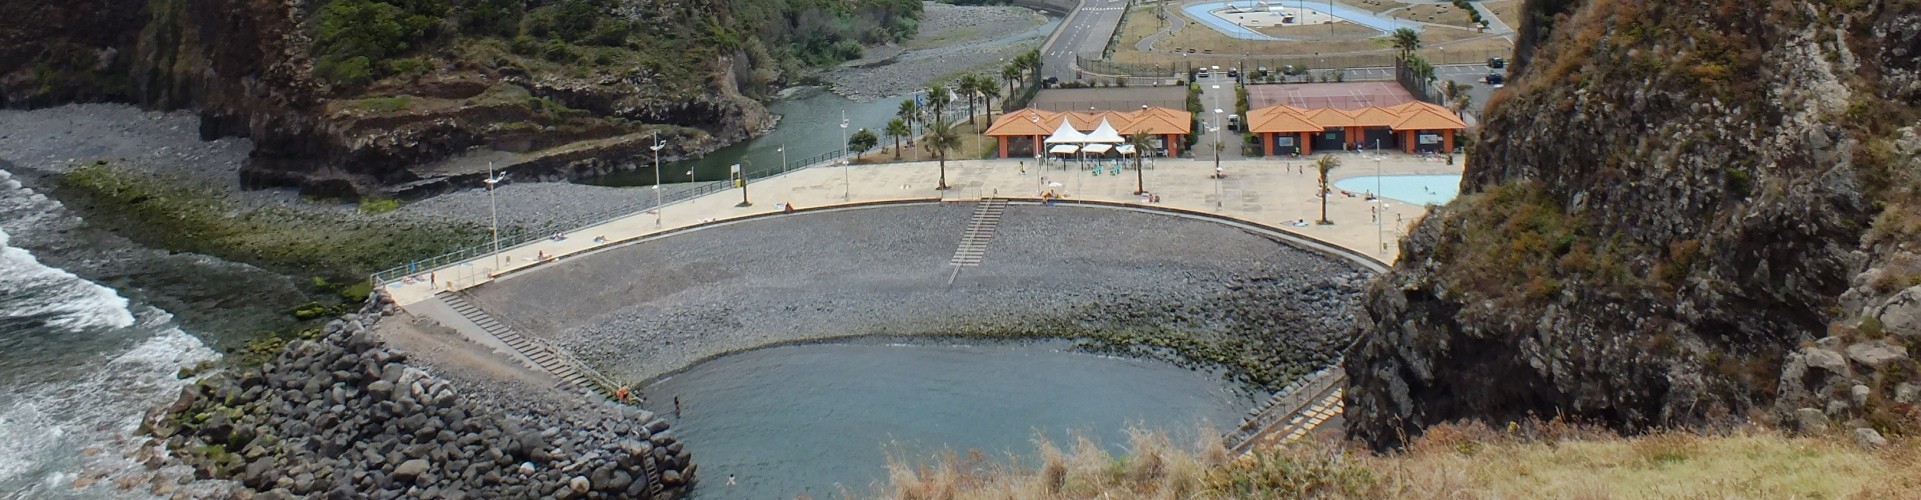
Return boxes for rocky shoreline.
[144,295,695,499]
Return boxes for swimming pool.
[1182,1,1424,41]
[1333,174,1461,206]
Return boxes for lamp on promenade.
[840,112,852,200]
[734,161,752,207]
[650,131,667,227]
[484,162,506,275]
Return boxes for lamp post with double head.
[840,112,851,200]
[650,131,666,227]
[484,162,506,275]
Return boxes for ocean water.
[643,341,1257,499]
[0,170,219,498]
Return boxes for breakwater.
[145,295,696,498]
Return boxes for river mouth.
[641,338,1257,499]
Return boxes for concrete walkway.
[384,154,1462,307]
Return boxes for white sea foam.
[0,169,136,333]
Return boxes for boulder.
[1803,348,1849,375]
[1854,427,1887,449]
[1845,341,1908,369]
[1878,285,1921,338]
[393,459,430,480]
[1794,408,1829,435]
[569,476,590,494]
[1897,383,1919,405]
[1852,384,1872,407]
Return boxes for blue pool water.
[1333,174,1461,206]
[1183,1,1424,41]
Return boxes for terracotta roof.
[1389,107,1468,131]
[1245,106,1323,133]
[1304,107,1362,128]
[986,107,1194,137]
[1238,101,1468,134]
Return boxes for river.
[641,340,1257,498]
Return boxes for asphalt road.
[1043,0,1129,83]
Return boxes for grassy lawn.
[1396,2,1479,28]
[1255,21,1384,39]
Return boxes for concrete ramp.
[432,291,617,399]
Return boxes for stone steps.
[436,291,611,399]
[950,198,1008,267]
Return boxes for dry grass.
[1115,6,1167,51]
[1255,21,1383,39]
[876,422,1921,499]
[1347,0,1410,15]
[1485,0,1523,29]
[1396,2,1478,28]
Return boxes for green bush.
[459,0,523,37]
[312,0,446,86]
[358,196,401,213]
[509,35,540,55]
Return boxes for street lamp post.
[1375,139,1384,254]
[483,162,505,275]
[840,112,851,200]
[735,161,752,207]
[650,132,666,227]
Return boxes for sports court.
[1246,81,1415,110]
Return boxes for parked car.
[1485,73,1505,87]
[1197,68,1211,79]
[1227,67,1239,79]
[1257,66,1270,77]
[1227,114,1241,132]
[1488,56,1507,69]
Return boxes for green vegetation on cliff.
[309,0,924,90]
[52,162,486,285]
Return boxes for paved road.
[1194,71,1246,160]
[1043,0,1129,83]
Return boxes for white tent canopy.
[1048,144,1081,154]
[1084,119,1125,143]
[1044,121,1089,144]
[1082,143,1114,154]
[1115,144,1137,155]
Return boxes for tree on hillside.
[958,75,981,126]
[1316,155,1342,224]
[885,118,910,159]
[1129,131,1155,195]
[1443,80,1474,114]
[1390,28,1422,60]
[849,128,879,154]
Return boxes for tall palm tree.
[1390,28,1421,61]
[926,117,961,190]
[885,118,910,160]
[926,84,951,124]
[1002,64,1021,101]
[1129,131,1155,195]
[957,75,981,126]
[1315,155,1342,224]
[897,98,919,129]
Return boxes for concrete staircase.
[1226,363,1347,455]
[434,291,616,399]
[950,198,1008,267]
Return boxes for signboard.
[1275,136,1296,147]
[1417,132,1443,145]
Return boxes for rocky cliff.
[1,0,778,197]
[1346,0,1921,448]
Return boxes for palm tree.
[897,98,919,132]
[979,83,1001,120]
[1129,131,1154,194]
[926,118,961,190]
[885,118,910,159]
[1390,28,1421,61]
[1002,64,1021,101]
[926,84,951,124]
[957,75,981,126]
[1315,155,1341,224]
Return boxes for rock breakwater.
[144,296,695,498]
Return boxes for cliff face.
[1346,0,1921,448]
[1,0,775,197]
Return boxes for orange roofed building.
[1247,101,1467,156]
[983,107,1194,158]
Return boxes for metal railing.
[371,147,858,286]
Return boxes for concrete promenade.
[385,154,1462,307]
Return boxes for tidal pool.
[641,340,1257,498]
[1334,173,1462,206]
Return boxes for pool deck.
[385,153,1461,307]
